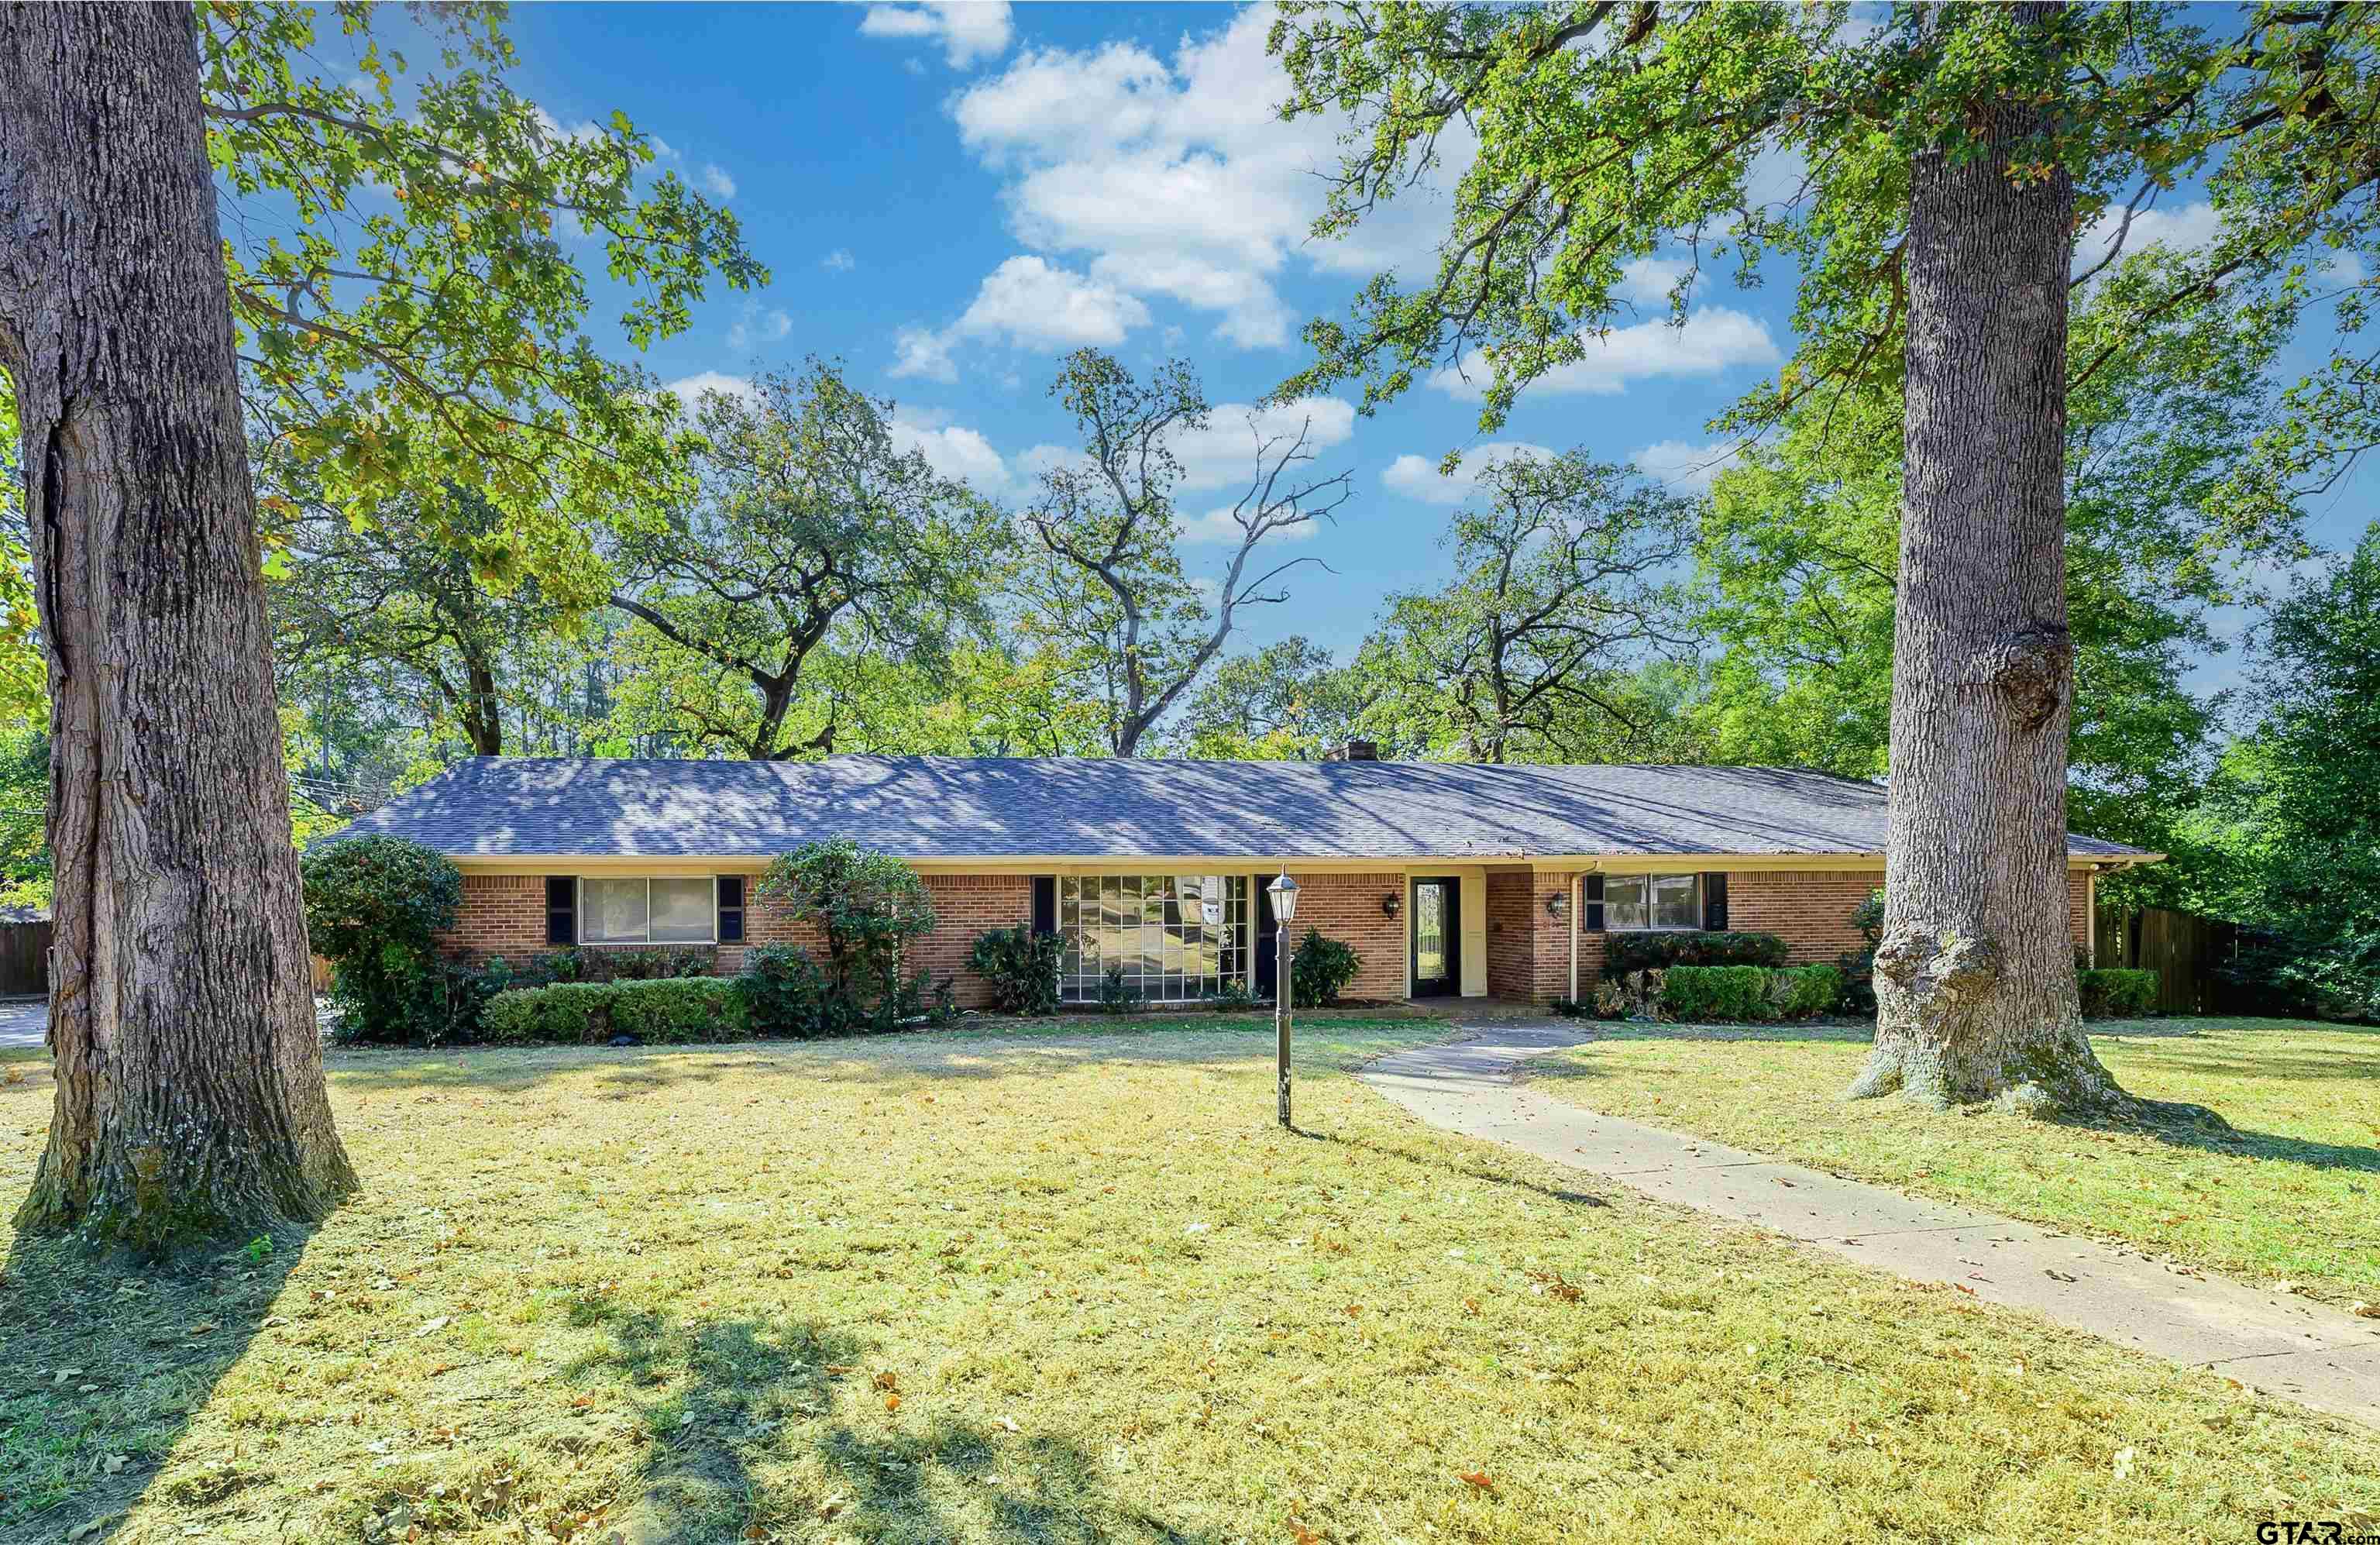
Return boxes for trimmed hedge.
[480,978,749,1044]
[2078,968,2158,1019]
[1656,963,1845,1023]
[1604,930,1788,976]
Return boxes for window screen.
[1604,873,1702,931]
[583,878,650,944]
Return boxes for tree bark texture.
[1850,4,2130,1117]
[0,4,359,1245]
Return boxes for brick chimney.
[1323,739,1380,762]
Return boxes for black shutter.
[545,876,576,945]
[1702,872,1728,931]
[1031,876,1058,935]
[717,875,747,943]
[1583,872,1606,933]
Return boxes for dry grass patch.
[2,1019,2375,1544]
[1532,1017,2380,1307]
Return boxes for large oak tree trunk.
[0,4,359,1247]
[1848,3,2132,1118]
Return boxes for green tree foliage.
[269,482,607,755]
[1360,451,1700,762]
[755,840,939,1030]
[2189,528,2380,1018]
[205,2,762,552]
[299,834,464,1041]
[1170,636,1371,759]
[1690,277,2296,873]
[1018,350,1353,755]
[609,364,1000,759]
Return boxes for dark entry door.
[1411,877,1459,997]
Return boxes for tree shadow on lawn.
[328,1021,1437,1099]
[568,1309,1215,1543]
[0,1223,311,1541]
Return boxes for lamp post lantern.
[1267,871,1300,1129]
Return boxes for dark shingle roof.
[325,755,2151,862]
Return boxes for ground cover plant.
[4,1019,2375,1543]
[1533,1017,2380,1309]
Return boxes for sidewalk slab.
[1360,1026,2380,1430]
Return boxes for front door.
[1411,877,1459,997]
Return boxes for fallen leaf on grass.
[102,1454,127,1475]
[884,1394,900,1412]
[414,1316,450,1337]
[2113,1445,2136,1480]
[1457,1471,1493,1491]
[2349,1301,2379,1320]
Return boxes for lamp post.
[1268,871,1300,1129]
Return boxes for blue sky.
[487,2,2372,691]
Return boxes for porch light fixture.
[1267,871,1300,1129]
[1381,891,1401,920]
[1546,891,1568,920]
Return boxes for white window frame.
[573,875,724,946]
[1604,872,1704,932]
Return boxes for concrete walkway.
[1361,1025,2380,1429]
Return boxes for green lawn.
[3,1018,2375,1543]
[1532,1017,2380,1309]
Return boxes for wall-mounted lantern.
[1381,891,1402,920]
[1546,891,1568,920]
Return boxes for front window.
[1604,872,1701,931]
[580,876,728,945]
[1056,875,1249,1003]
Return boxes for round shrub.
[1288,927,1361,1008]
[301,834,463,1044]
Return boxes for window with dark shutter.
[1701,872,1728,931]
[545,876,576,945]
[717,875,747,944]
[1031,876,1057,936]
[1583,872,1606,932]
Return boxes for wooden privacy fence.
[0,919,50,995]
[2093,905,2241,1015]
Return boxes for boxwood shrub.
[1604,930,1788,976]
[478,978,748,1044]
[1656,963,1845,1023]
[2077,968,2158,1019]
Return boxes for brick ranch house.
[334,748,2157,1008]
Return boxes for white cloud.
[2076,199,2220,275]
[892,256,1149,377]
[1170,397,1357,492]
[858,2,1013,68]
[1632,438,1744,495]
[662,370,759,408]
[1431,308,1780,399]
[1618,256,1694,305]
[727,303,792,351]
[822,249,857,273]
[932,9,1470,357]
[889,405,1010,490]
[1379,441,1557,506]
[891,325,959,384]
[700,163,738,200]
[1178,503,1320,545]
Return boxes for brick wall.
[445,874,547,962]
[1484,868,1535,1000]
[1724,869,1883,964]
[1287,871,1408,1003]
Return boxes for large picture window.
[580,876,731,945]
[1604,872,1701,931]
[1056,875,1249,1003]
